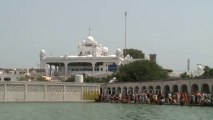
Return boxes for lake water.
[0,102,212,120]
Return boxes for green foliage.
[180,72,190,78]
[123,48,145,58]
[116,60,168,82]
[37,76,46,81]
[18,76,28,81]
[84,75,113,83]
[64,76,75,82]
[201,66,213,78]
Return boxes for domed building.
[39,30,143,78]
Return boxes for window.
[4,78,11,81]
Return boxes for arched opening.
[128,87,133,95]
[212,85,213,92]
[107,87,111,95]
[201,84,210,94]
[134,86,139,94]
[94,62,104,71]
[191,84,199,93]
[4,77,11,81]
[117,87,121,94]
[47,62,65,76]
[122,87,127,95]
[155,85,161,94]
[100,87,103,94]
[142,86,147,93]
[148,86,154,94]
[112,87,116,95]
[164,85,170,97]
[181,84,188,93]
[172,85,179,93]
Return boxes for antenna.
[187,59,190,72]
[124,11,127,56]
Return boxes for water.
[0,102,213,120]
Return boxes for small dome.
[86,35,95,41]
[40,49,46,60]
[40,49,45,54]
[116,48,121,53]
[103,47,108,52]
[109,77,118,83]
[116,48,122,56]
[84,35,97,45]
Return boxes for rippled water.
[0,102,213,120]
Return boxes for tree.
[180,72,190,78]
[123,48,145,58]
[37,76,47,81]
[64,76,75,82]
[18,76,28,81]
[116,60,168,82]
[201,66,213,78]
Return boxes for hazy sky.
[0,0,213,72]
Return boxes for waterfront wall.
[102,79,213,95]
[0,82,100,102]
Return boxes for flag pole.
[124,11,127,56]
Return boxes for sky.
[0,0,213,72]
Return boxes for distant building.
[39,32,144,78]
[0,68,27,81]
[0,68,47,81]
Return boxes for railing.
[0,81,100,102]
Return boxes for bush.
[37,76,46,81]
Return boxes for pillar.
[44,85,47,101]
[64,63,68,76]
[49,64,52,77]
[63,85,65,101]
[4,84,6,101]
[92,63,95,76]
[24,83,27,101]
[59,63,61,73]
[81,86,84,101]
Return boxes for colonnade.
[102,79,213,95]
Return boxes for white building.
[0,68,27,81]
[39,32,143,78]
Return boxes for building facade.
[39,33,142,78]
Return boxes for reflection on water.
[0,102,213,120]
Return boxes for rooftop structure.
[39,30,144,78]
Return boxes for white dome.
[40,49,45,54]
[103,47,108,52]
[86,35,94,41]
[109,77,118,83]
[40,49,46,60]
[116,48,121,52]
[126,54,131,60]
